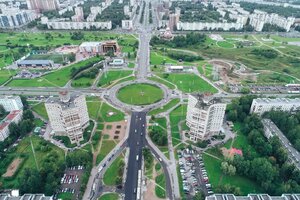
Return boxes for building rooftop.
[191,93,222,110]
[17,60,54,65]
[46,91,83,110]
[253,98,300,105]
[0,110,22,131]
[0,193,52,200]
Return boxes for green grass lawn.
[87,100,102,120]
[149,98,180,116]
[31,103,48,120]
[217,41,235,48]
[72,76,96,88]
[103,155,124,186]
[57,192,73,200]
[8,56,102,87]
[148,76,176,89]
[0,135,65,189]
[0,69,16,85]
[99,102,125,122]
[98,70,133,87]
[155,173,166,198]
[128,62,135,68]
[98,193,119,200]
[157,73,217,93]
[169,104,187,146]
[203,153,262,195]
[96,140,117,164]
[150,51,177,65]
[117,83,164,105]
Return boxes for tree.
[221,162,236,176]
[23,110,34,120]
[18,168,42,194]
[0,105,6,118]
[8,122,20,138]
[69,53,76,62]
[193,191,205,200]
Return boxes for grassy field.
[0,135,65,189]
[8,56,102,87]
[31,102,48,120]
[72,76,97,88]
[148,76,176,89]
[155,173,166,198]
[157,73,217,93]
[98,70,133,87]
[98,193,119,200]
[169,104,187,146]
[117,83,164,105]
[96,140,117,164]
[0,69,16,85]
[150,51,177,65]
[103,155,124,186]
[149,98,180,116]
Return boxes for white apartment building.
[177,21,244,31]
[250,98,300,115]
[45,91,89,144]
[0,7,38,28]
[186,94,226,141]
[249,10,295,32]
[122,20,133,30]
[79,42,102,53]
[43,18,112,30]
[0,96,23,112]
[0,110,23,141]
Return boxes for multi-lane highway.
[124,112,146,200]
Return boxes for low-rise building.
[0,96,23,112]
[250,98,300,115]
[177,21,244,31]
[45,91,89,144]
[186,93,226,141]
[0,110,23,141]
[17,60,54,69]
[79,42,102,53]
[122,20,133,30]
[0,190,52,200]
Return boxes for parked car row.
[196,154,213,195]
[61,174,79,184]
[68,165,84,170]
[59,188,76,194]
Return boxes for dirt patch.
[102,121,127,140]
[144,180,164,200]
[2,158,23,178]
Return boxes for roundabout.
[117,83,164,105]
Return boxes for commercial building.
[26,0,59,11]
[45,91,89,144]
[177,21,244,31]
[0,96,23,112]
[250,98,300,115]
[17,60,54,69]
[0,110,23,141]
[79,42,102,53]
[186,94,226,141]
[206,194,300,200]
[0,7,38,28]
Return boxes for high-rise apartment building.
[250,98,300,115]
[45,91,89,144]
[186,94,226,141]
[0,7,38,28]
[26,0,59,11]
[0,96,23,112]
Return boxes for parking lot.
[178,148,213,199]
[57,166,85,200]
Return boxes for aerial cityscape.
[1,0,300,199]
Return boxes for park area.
[98,70,134,88]
[117,83,164,105]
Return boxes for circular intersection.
[117,83,164,106]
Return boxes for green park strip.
[7,56,103,87]
[150,51,177,65]
[149,98,180,116]
[96,140,117,165]
[71,77,96,88]
[155,173,166,198]
[169,104,187,146]
[98,70,133,87]
[157,73,217,93]
[0,70,16,85]
[31,103,48,120]
[103,154,124,186]
[98,193,119,200]
[117,83,164,105]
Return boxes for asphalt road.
[124,112,146,200]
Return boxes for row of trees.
[70,56,103,79]
[143,148,153,170]
[251,49,278,59]
[167,51,203,62]
[225,95,300,194]
[150,32,206,48]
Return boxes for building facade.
[0,96,23,112]
[26,0,59,11]
[0,110,23,141]
[45,91,89,144]
[186,94,226,141]
[0,8,38,29]
[250,98,300,115]
[206,194,300,200]
[17,60,54,69]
